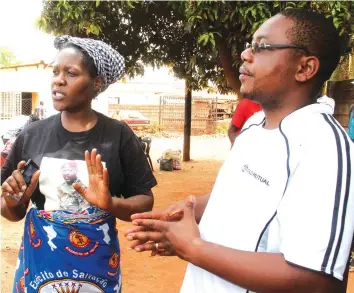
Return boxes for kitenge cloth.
[13,207,121,293]
[54,35,125,92]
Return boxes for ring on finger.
[6,193,20,202]
[154,242,159,250]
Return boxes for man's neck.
[262,90,316,130]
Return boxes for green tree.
[37,1,353,161]
[37,1,353,95]
[0,47,20,67]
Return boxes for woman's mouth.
[52,91,66,100]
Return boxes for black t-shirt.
[1,112,157,210]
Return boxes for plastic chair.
[138,136,154,171]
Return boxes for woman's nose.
[52,73,66,86]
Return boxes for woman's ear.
[93,76,104,92]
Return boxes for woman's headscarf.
[54,35,125,92]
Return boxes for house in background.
[0,62,236,121]
[0,61,53,119]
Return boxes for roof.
[0,60,53,70]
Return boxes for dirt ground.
[1,135,353,293]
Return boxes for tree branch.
[218,40,242,98]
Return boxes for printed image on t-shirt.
[39,157,105,212]
[56,160,90,212]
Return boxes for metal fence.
[109,96,237,135]
[0,92,33,119]
[0,92,22,120]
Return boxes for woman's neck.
[61,109,98,132]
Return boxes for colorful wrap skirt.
[13,207,121,293]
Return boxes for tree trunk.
[218,40,242,98]
[183,82,192,162]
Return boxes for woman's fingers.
[86,149,106,181]
[102,168,109,186]
[16,161,26,170]
[12,170,27,193]
[5,171,25,196]
[20,170,40,203]
[73,182,87,198]
[1,181,20,202]
[85,150,93,175]
[91,148,97,174]
[96,154,104,178]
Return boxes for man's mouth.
[239,66,252,81]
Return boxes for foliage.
[37,1,354,94]
[330,52,354,81]
[149,121,166,134]
[215,121,229,134]
[0,47,20,67]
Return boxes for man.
[228,98,262,146]
[33,101,47,120]
[126,9,354,293]
[57,161,90,212]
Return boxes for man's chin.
[240,89,252,100]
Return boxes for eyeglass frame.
[245,41,312,55]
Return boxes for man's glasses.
[245,41,311,55]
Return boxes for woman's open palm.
[73,149,113,211]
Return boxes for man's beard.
[242,86,280,111]
[65,179,76,185]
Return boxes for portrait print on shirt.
[39,157,106,212]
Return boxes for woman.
[1,35,157,293]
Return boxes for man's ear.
[295,55,320,83]
[93,76,104,91]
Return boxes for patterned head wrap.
[54,35,125,92]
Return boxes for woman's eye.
[52,70,58,75]
[67,72,76,76]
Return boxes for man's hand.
[73,149,113,212]
[125,200,184,254]
[126,196,202,261]
[1,161,40,208]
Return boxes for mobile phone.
[21,159,40,186]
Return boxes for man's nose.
[241,47,254,62]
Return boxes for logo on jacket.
[242,165,270,186]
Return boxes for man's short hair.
[279,8,341,90]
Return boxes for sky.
[0,0,181,84]
[0,0,57,63]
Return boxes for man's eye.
[67,72,76,76]
[53,70,58,75]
